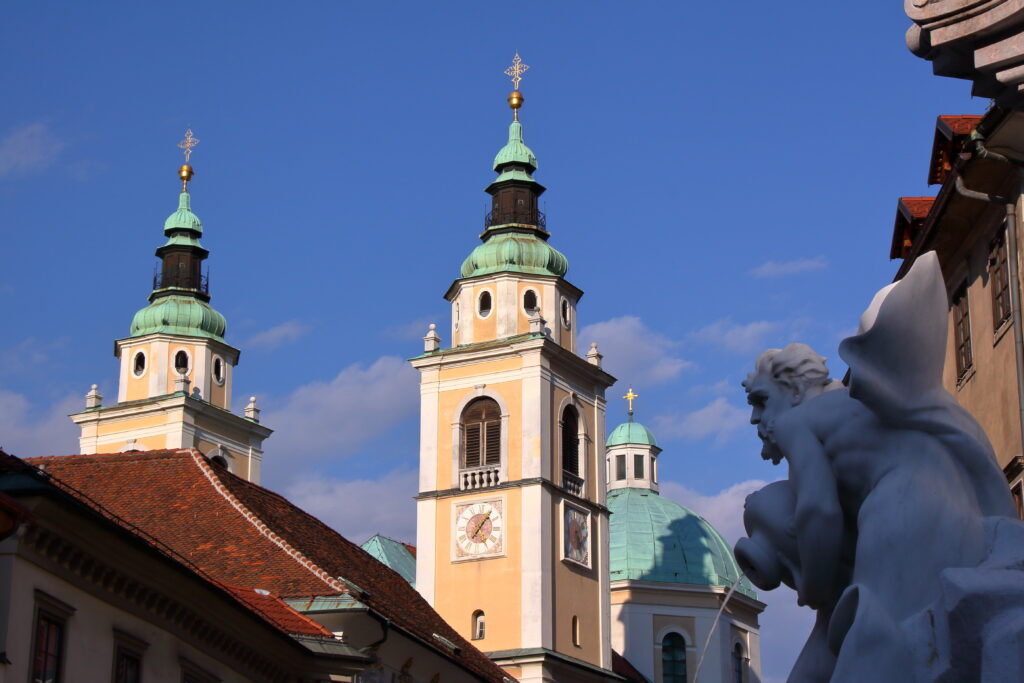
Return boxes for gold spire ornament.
[623,387,639,416]
[504,52,529,120]
[177,128,200,191]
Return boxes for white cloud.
[659,477,815,681]
[579,316,693,386]
[0,123,63,178]
[262,356,418,461]
[0,391,80,458]
[652,397,748,445]
[245,320,312,351]
[750,256,828,278]
[284,467,418,546]
[689,318,783,355]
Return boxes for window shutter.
[485,421,501,465]
[464,424,482,468]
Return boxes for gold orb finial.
[178,164,194,192]
[504,53,529,121]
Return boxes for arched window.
[562,406,579,476]
[523,289,538,314]
[732,643,745,683]
[472,610,485,640]
[462,398,501,468]
[661,632,687,683]
[174,350,189,374]
[132,351,146,377]
[571,616,581,647]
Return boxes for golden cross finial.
[623,387,639,415]
[177,128,200,163]
[504,52,529,91]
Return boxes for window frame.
[471,610,485,640]
[561,406,580,477]
[111,629,148,683]
[952,281,973,381]
[30,591,75,683]
[172,348,192,376]
[660,631,688,683]
[990,230,1012,332]
[131,350,148,378]
[615,453,626,481]
[461,398,502,470]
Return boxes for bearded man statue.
[734,252,1024,682]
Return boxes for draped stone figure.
[734,252,1024,682]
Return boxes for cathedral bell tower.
[70,131,272,482]
[410,57,618,682]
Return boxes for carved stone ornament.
[735,252,1024,682]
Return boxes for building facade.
[890,108,1024,515]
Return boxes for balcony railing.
[562,471,583,497]
[153,269,209,294]
[485,209,546,230]
[460,464,501,491]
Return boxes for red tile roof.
[890,196,937,260]
[221,585,333,637]
[26,449,508,682]
[937,115,983,137]
[899,196,935,219]
[611,650,647,682]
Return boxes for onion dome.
[163,191,203,236]
[130,295,226,341]
[607,488,756,597]
[461,232,568,278]
[493,121,537,173]
[607,420,658,448]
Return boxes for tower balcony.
[485,209,545,230]
[153,269,209,294]
[460,464,501,491]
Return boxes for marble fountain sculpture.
[733,252,1024,682]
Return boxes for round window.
[174,350,190,375]
[560,298,572,329]
[479,291,493,318]
[523,290,538,314]
[132,351,146,377]
[213,357,225,385]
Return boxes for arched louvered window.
[462,398,501,468]
[662,632,687,683]
[562,406,580,476]
[472,610,485,640]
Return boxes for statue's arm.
[775,414,843,610]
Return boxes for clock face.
[564,506,590,566]
[455,500,504,559]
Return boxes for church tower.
[410,57,618,682]
[70,132,272,482]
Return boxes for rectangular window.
[616,454,626,481]
[953,282,973,379]
[990,232,1012,330]
[32,613,65,683]
[114,648,142,683]
[633,453,645,479]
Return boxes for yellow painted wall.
[437,356,521,382]
[517,282,541,336]
[432,489,523,651]
[124,342,155,402]
[165,344,198,395]
[473,285,498,342]
[208,360,228,408]
[96,413,168,436]
[437,378,523,485]
[551,503,602,665]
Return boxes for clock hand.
[471,510,493,541]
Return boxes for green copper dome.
[608,488,755,598]
[607,420,659,447]
[460,231,568,278]
[130,295,226,341]
[493,121,537,171]
[164,192,203,236]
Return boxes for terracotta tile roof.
[938,115,983,136]
[890,196,937,260]
[221,585,333,637]
[25,449,508,682]
[899,196,936,219]
[930,115,984,185]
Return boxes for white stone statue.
[734,252,1024,682]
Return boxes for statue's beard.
[757,422,784,465]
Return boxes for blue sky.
[0,3,984,680]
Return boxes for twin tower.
[71,74,618,681]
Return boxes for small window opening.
[572,615,581,647]
[562,407,580,476]
[616,454,626,481]
[561,298,571,328]
[174,350,189,375]
[472,610,485,640]
[213,357,224,385]
[479,291,492,318]
[523,290,538,313]
[132,352,146,377]
[733,643,745,683]
[634,453,645,479]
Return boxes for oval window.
[523,290,538,314]
[213,357,225,385]
[132,351,146,377]
[174,350,189,375]
[561,298,571,329]
[479,291,492,318]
